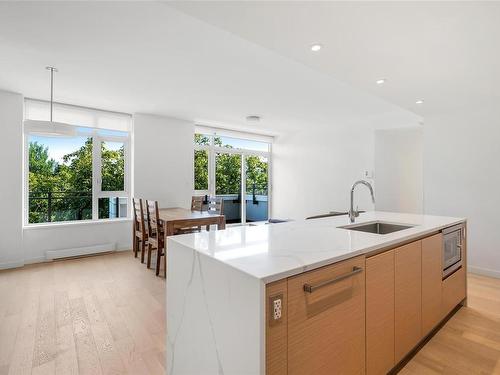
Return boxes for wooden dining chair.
[182,195,205,233]
[206,196,224,231]
[207,196,224,214]
[191,195,205,212]
[132,198,148,263]
[146,200,166,277]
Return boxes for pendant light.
[24,67,76,137]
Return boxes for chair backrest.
[191,196,204,212]
[207,196,224,215]
[146,200,161,237]
[133,198,146,233]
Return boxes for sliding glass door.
[194,131,271,225]
[245,155,269,223]
[215,152,242,224]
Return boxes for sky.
[29,135,88,164]
[217,136,269,152]
[223,137,268,152]
[30,131,264,165]
[29,135,123,164]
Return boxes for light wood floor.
[1,252,500,375]
[402,273,500,375]
[0,251,165,375]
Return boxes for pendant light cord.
[46,66,58,122]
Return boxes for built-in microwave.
[442,224,465,279]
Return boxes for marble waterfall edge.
[167,240,265,375]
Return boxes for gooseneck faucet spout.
[349,180,375,223]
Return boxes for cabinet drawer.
[287,256,365,375]
[422,233,443,334]
[366,250,395,375]
[442,266,466,316]
[395,241,422,363]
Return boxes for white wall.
[272,126,375,220]
[423,109,500,277]
[0,90,133,266]
[374,127,423,214]
[0,90,23,268]
[133,113,194,208]
[23,114,195,263]
[0,92,195,268]
[23,221,131,263]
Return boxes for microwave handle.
[458,226,465,246]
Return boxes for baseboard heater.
[45,243,116,260]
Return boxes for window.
[193,128,272,224]
[194,134,210,191]
[24,99,131,225]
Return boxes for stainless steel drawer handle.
[303,266,363,293]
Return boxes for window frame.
[23,104,131,227]
[193,129,273,224]
[193,136,212,196]
[93,135,131,220]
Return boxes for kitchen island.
[166,211,466,375]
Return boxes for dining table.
[158,207,226,243]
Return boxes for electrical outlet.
[273,298,282,320]
[269,293,283,324]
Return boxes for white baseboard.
[46,243,116,260]
[468,265,500,279]
[2,243,125,270]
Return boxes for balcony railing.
[28,191,124,223]
[216,193,269,223]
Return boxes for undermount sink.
[339,221,415,234]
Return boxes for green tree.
[28,137,126,223]
[102,142,125,191]
[193,134,268,196]
[61,138,93,194]
[194,134,210,190]
[29,142,57,177]
[215,153,241,195]
[246,155,268,195]
[194,149,209,190]
[194,133,210,146]
[100,142,125,218]
[213,136,242,195]
[28,142,61,223]
[51,137,93,222]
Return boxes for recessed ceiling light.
[310,44,322,52]
[416,99,424,105]
[246,115,261,122]
[376,78,387,85]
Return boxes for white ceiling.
[172,1,500,118]
[0,1,420,135]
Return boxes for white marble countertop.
[168,211,465,283]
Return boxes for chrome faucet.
[349,180,375,223]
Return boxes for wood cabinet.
[265,227,467,375]
[395,241,422,363]
[366,250,395,375]
[422,233,444,333]
[442,266,466,316]
[287,256,365,375]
